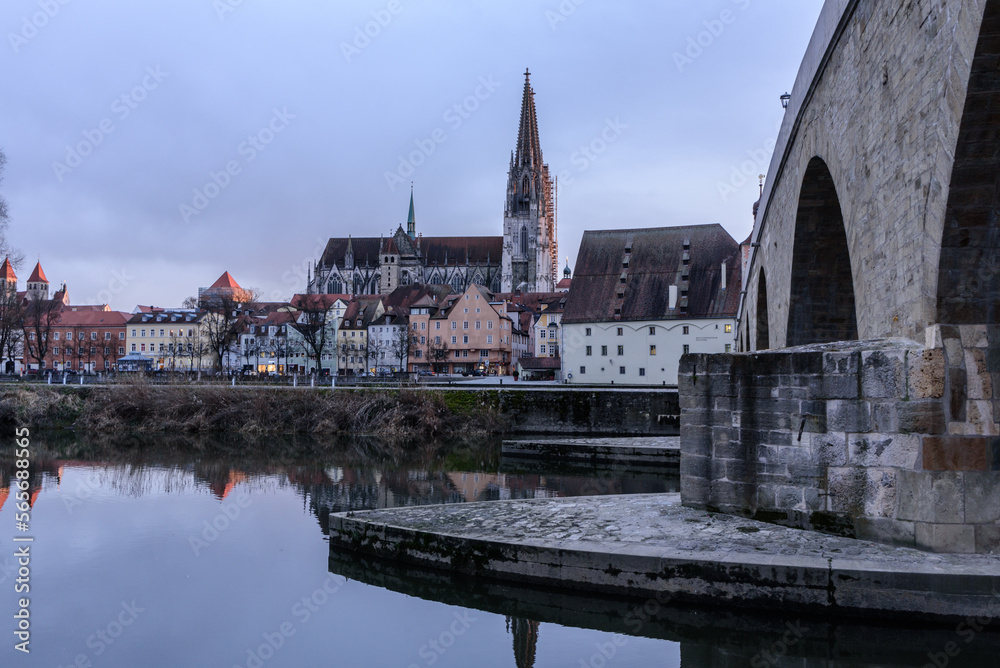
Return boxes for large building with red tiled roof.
[308,72,558,298]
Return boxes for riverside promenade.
[328,493,1000,622]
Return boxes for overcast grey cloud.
[1,0,823,309]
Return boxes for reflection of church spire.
[506,616,539,668]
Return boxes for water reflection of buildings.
[507,617,540,668]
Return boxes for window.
[141,329,146,337]
[415,350,423,358]
[420,336,425,344]
[463,321,469,330]
[131,329,137,337]
[619,366,626,375]
[540,330,547,339]
[451,336,457,344]
[475,308,481,313]
[475,321,481,330]
[540,345,547,354]
[617,345,624,356]
[725,324,733,334]
[683,345,690,355]
[413,323,419,331]
[435,336,441,345]
[683,326,689,335]
[54,332,60,341]
[462,351,469,358]
[435,322,441,330]
[487,335,494,344]
[119,347,125,355]
[650,345,657,356]
[159,329,164,337]
[455,351,461,359]
[487,321,494,330]
[140,344,146,352]
[586,346,592,356]
[421,323,426,330]
[451,322,457,330]
[464,308,469,313]
[105,332,111,340]
[463,335,469,344]
[639,368,647,377]
[617,328,623,336]
[601,345,608,356]
[649,326,655,335]
[580,366,586,374]
[78,332,85,341]
[585,328,592,336]
[480,350,489,358]
[725,344,732,353]
[53,347,60,355]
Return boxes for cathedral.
[307,70,558,297]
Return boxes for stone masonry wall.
[679,334,1000,554]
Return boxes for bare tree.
[0,284,23,373]
[200,290,257,372]
[22,292,61,373]
[390,323,413,372]
[181,295,199,309]
[427,335,450,372]
[291,295,336,375]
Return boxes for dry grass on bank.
[0,383,505,441]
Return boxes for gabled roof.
[563,225,742,324]
[210,271,242,290]
[0,258,16,282]
[290,294,349,311]
[518,356,561,371]
[28,262,47,284]
[54,311,130,327]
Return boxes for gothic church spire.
[515,69,543,170]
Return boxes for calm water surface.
[1,434,997,667]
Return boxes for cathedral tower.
[502,70,557,293]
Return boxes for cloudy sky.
[1,0,823,309]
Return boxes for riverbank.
[0,384,678,439]
[0,384,503,441]
[328,493,1000,622]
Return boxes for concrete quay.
[501,437,679,468]
[329,493,1000,622]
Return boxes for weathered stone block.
[775,485,805,510]
[680,476,710,507]
[827,400,873,432]
[849,433,919,468]
[680,454,712,479]
[813,432,848,467]
[898,400,947,434]
[864,468,899,518]
[897,471,965,524]
[964,471,1000,523]
[960,324,989,348]
[975,525,1000,553]
[907,349,945,399]
[861,350,905,398]
[915,522,976,554]
[871,401,900,432]
[790,352,824,375]
[827,467,867,515]
[965,348,993,400]
[823,350,860,375]
[922,435,989,471]
[855,517,916,548]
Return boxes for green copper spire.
[407,185,416,239]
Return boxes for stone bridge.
[681,0,1000,553]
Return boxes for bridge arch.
[786,157,858,347]
[937,0,1000,325]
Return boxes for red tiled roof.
[290,294,349,311]
[556,278,572,290]
[0,258,16,282]
[210,271,242,290]
[54,311,130,327]
[28,262,47,284]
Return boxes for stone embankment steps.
[501,437,680,467]
[328,493,1000,622]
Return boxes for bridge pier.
[680,332,1000,554]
